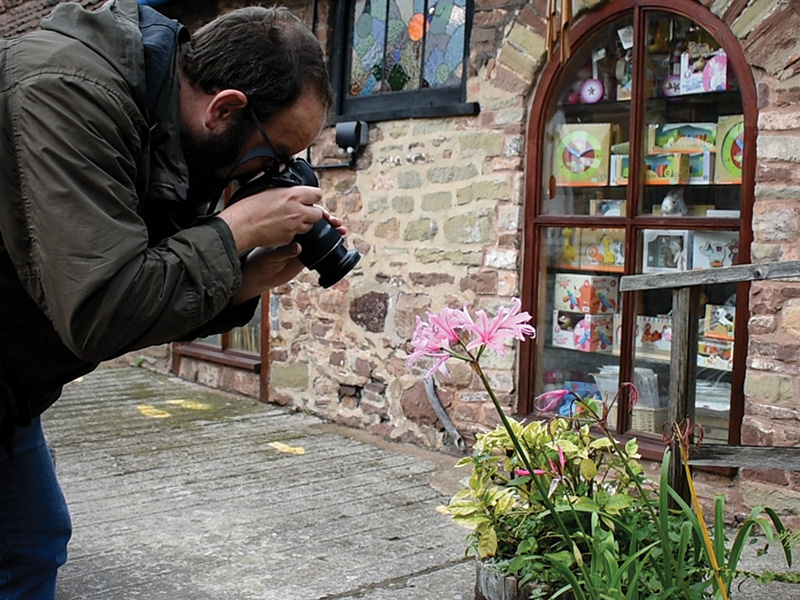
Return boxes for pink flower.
[534,389,571,413]
[430,306,470,338]
[465,308,516,356]
[464,298,536,356]
[494,298,537,341]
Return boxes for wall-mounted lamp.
[312,121,369,170]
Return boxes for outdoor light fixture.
[312,120,369,170]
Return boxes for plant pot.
[474,559,545,600]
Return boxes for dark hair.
[181,6,333,123]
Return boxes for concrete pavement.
[43,363,800,599]
[44,363,475,600]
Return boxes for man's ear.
[204,89,248,131]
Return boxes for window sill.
[173,342,261,372]
[335,101,480,124]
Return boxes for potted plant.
[408,299,796,600]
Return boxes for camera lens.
[295,219,360,288]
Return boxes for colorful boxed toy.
[554,273,619,314]
[715,114,744,184]
[552,123,615,186]
[692,230,738,269]
[643,153,690,185]
[642,229,690,272]
[647,122,717,154]
[634,315,672,360]
[697,337,733,371]
[609,154,629,186]
[688,151,715,184]
[552,310,579,350]
[703,304,735,341]
[580,228,625,272]
[680,46,733,95]
[573,314,615,353]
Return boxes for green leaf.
[477,527,498,558]
[581,457,598,481]
[590,437,614,450]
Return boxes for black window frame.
[329,0,480,123]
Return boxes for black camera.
[228,157,360,288]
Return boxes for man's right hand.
[217,184,324,253]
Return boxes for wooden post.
[667,286,700,502]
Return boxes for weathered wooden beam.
[667,286,700,502]
[620,260,800,292]
[689,445,800,471]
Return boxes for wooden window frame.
[518,0,756,462]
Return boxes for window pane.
[423,0,466,88]
[385,0,420,91]
[350,0,387,97]
[639,11,743,218]
[535,226,623,429]
[348,0,467,98]
[229,299,262,354]
[541,16,634,216]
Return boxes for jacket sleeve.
[4,69,251,362]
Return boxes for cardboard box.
[580,228,625,272]
[643,153,690,185]
[552,310,579,350]
[681,47,732,95]
[610,154,629,186]
[573,314,615,353]
[647,123,717,154]
[692,230,738,269]
[552,311,614,354]
[553,123,614,186]
[714,114,744,184]
[688,151,715,184]
[634,315,672,360]
[642,229,690,272]
[554,273,619,314]
[703,304,735,340]
[589,199,626,216]
[697,337,734,371]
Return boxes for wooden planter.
[474,559,545,600]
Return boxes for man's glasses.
[247,108,288,179]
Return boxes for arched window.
[520,0,755,457]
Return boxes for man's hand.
[218,185,324,254]
[233,243,304,304]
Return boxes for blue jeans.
[0,418,71,600]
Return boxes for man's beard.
[181,118,250,206]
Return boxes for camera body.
[228,157,360,288]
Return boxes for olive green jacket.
[0,0,256,439]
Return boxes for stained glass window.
[349,0,467,97]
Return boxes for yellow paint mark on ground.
[166,399,211,410]
[268,441,305,455]
[137,404,171,419]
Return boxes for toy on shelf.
[553,123,615,186]
[580,228,625,272]
[660,188,688,215]
[648,122,717,154]
[555,226,581,268]
[554,273,619,314]
[692,230,738,269]
[715,114,744,183]
[643,153,690,185]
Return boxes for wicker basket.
[606,404,668,433]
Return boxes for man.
[0,1,337,598]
